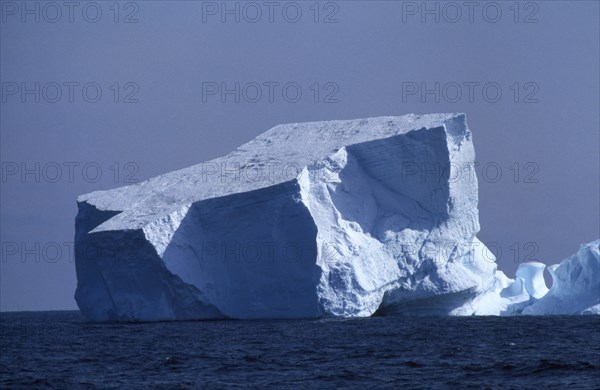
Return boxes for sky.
[1,1,599,311]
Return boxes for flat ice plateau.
[74,114,599,321]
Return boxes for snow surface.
[74,114,599,320]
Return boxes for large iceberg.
[73,114,599,320]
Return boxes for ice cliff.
[74,114,599,321]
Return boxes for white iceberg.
[522,240,599,315]
[469,240,600,315]
[73,114,599,320]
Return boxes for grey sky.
[1,1,598,311]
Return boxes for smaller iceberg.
[523,240,600,315]
[467,240,599,315]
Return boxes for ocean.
[1,311,599,389]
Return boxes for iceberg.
[73,114,599,320]
[522,240,599,315]
[470,240,600,315]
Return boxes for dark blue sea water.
[1,311,599,389]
